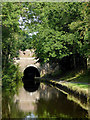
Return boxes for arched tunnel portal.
[23,65,40,79]
[22,65,40,92]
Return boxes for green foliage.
[2,3,23,94]
[18,34,33,51]
[2,63,22,94]
[71,69,90,84]
[2,91,26,118]
[22,2,89,65]
[59,68,90,85]
[2,2,89,94]
[2,2,24,67]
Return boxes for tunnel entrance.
[23,66,40,79]
[22,66,40,92]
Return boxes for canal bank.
[39,79,89,117]
[13,83,89,118]
[2,80,89,119]
[39,69,90,113]
[14,50,89,118]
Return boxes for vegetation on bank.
[28,3,89,71]
[48,68,90,90]
[2,2,89,91]
[2,63,22,94]
[59,69,90,93]
[45,69,90,111]
[2,63,23,118]
[20,2,89,95]
[59,69,90,83]
[2,3,24,94]
[2,2,89,118]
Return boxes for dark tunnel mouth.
[23,66,40,92]
[23,66,40,78]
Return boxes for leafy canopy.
[22,2,89,63]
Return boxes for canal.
[3,82,88,119]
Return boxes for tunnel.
[22,66,40,92]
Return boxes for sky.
[19,16,38,37]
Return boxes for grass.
[44,69,90,94]
[60,69,90,83]
[60,69,90,94]
[46,69,90,112]
[43,68,90,95]
[45,68,90,83]
[62,82,88,94]
[60,69,90,92]
[51,68,89,85]
[48,69,90,96]
[71,70,90,83]
[66,83,88,89]
[68,83,88,88]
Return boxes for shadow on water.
[2,65,89,119]
[2,82,89,119]
[22,66,40,92]
[35,83,88,118]
[22,77,40,92]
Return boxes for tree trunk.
[73,54,76,69]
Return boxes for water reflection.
[14,88,39,113]
[14,83,88,118]
[25,113,38,119]
[22,77,40,92]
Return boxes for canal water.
[3,82,88,119]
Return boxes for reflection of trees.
[3,85,88,118]
[39,84,59,100]
[2,93,26,118]
[36,85,88,118]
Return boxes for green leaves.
[2,3,23,93]
[2,63,22,94]
[2,3,24,66]
[2,2,89,66]
[18,2,89,65]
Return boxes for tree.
[22,2,89,70]
[2,3,23,93]
[2,2,23,68]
